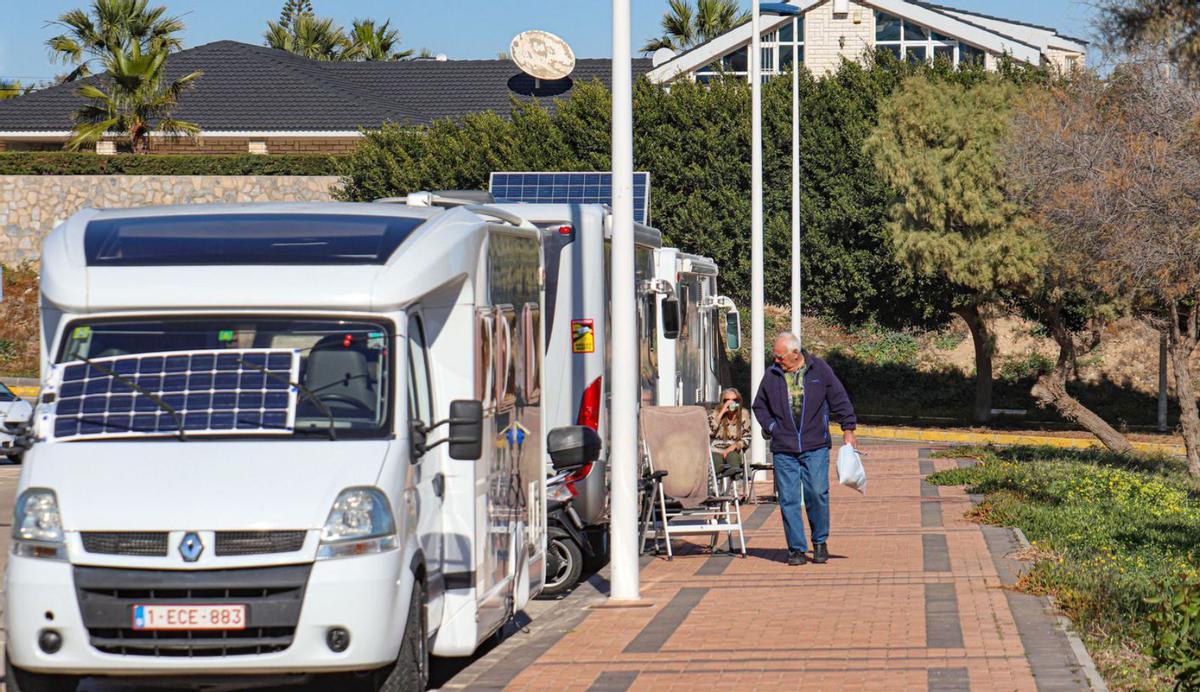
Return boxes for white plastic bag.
[837,444,867,494]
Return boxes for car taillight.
[577,376,601,430]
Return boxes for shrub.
[1146,579,1200,689]
[931,446,1200,688]
[0,152,344,176]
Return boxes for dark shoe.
[812,543,829,564]
[787,551,807,566]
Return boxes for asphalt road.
[0,461,564,691]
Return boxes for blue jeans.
[773,448,830,554]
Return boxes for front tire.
[539,527,583,598]
[4,657,80,692]
[374,578,429,691]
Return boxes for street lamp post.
[761,3,804,342]
[749,3,803,470]
[749,0,765,470]
[608,0,639,602]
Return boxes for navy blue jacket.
[752,352,857,454]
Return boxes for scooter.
[540,465,596,597]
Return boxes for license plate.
[132,604,246,631]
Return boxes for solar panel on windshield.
[40,349,300,442]
[489,172,651,225]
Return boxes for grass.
[930,445,1200,690]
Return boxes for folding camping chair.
[638,406,746,560]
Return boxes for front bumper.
[5,550,412,675]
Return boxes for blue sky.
[0,0,1098,84]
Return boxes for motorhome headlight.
[13,488,66,560]
[317,487,398,559]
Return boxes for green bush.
[931,446,1197,688]
[0,152,344,176]
[1147,579,1200,690]
[998,351,1054,383]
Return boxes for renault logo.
[179,532,204,562]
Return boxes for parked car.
[0,381,33,460]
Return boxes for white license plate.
[132,604,246,631]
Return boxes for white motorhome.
[653,248,740,407]
[4,202,592,690]
[490,203,665,547]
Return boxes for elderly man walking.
[753,333,858,566]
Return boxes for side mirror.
[661,297,680,340]
[547,425,602,472]
[447,400,484,460]
[725,310,742,350]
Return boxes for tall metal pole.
[749,1,766,469]
[608,0,639,602]
[789,17,802,342]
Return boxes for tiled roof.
[0,40,653,133]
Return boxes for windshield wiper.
[73,355,187,441]
[234,357,337,441]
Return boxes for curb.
[9,386,38,398]
[848,424,1184,457]
[1008,526,1109,692]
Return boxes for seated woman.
[709,387,752,478]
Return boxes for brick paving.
[469,441,1094,691]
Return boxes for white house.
[646,0,1087,83]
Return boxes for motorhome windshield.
[59,318,391,438]
[84,213,425,266]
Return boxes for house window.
[874,11,986,67]
[694,17,805,82]
[248,140,268,155]
[95,141,117,156]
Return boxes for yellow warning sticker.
[571,319,594,354]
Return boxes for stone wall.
[0,174,340,264]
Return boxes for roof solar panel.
[41,348,301,442]
[489,171,651,225]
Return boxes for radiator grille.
[81,532,168,557]
[215,530,306,556]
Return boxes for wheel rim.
[546,540,572,587]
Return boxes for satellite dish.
[510,30,576,81]
[652,47,677,67]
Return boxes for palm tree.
[46,0,185,82]
[0,81,23,100]
[67,43,202,153]
[641,0,748,54]
[345,19,413,61]
[264,13,349,61]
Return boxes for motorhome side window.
[475,309,494,406]
[56,317,392,438]
[407,315,433,426]
[678,284,691,339]
[495,306,518,411]
[522,303,541,404]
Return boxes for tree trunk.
[1030,307,1133,454]
[1167,301,1200,475]
[956,304,994,423]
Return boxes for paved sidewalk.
[449,441,1097,691]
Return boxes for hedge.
[0,152,345,176]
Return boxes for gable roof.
[646,0,1064,82]
[0,41,651,134]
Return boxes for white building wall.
[803,0,877,75]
